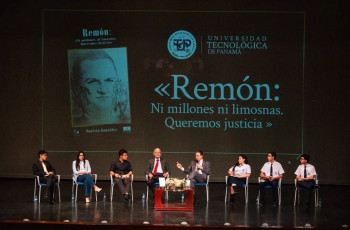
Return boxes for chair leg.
[225,186,228,202]
[257,191,260,205]
[58,185,61,203]
[110,184,113,202]
[131,182,134,201]
[34,181,37,202]
[38,186,41,204]
[75,184,78,202]
[278,188,281,205]
[206,185,209,202]
[245,187,248,204]
[146,185,149,201]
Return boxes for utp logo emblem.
[167,30,196,60]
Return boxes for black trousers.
[259,179,279,203]
[39,175,56,200]
[297,180,316,205]
[146,173,164,193]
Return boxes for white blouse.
[72,160,92,182]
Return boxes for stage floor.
[0,178,349,229]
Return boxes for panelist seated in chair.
[227,154,251,203]
[109,149,133,200]
[259,151,284,206]
[146,148,171,193]
[72,151,102,203]
[295,153,318,206]
[176,150,211,189]
[32,150,56,205]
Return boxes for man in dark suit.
[176,150,211,189]
[145,148,171,193]
[32,150,56,204]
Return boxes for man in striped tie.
[295,154,318,206]
[259,152,284,206]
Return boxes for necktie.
[270,163,273,177]
[42,161,48,173]
[304,165,307,178]
[153,159,159,175]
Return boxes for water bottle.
[34,195,38,203]
[71,193,75,202]
[185,175,190,189]
[103,192,106,201]
[181,193,185,202]
[318,198,322,207]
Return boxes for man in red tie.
[145,148,171,194]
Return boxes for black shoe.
[313,184,320,189]
[124,194,130,200]
[259,201,264,206]
[273,202,278,206]
[230,194,235,203]
[49,199,55,205]
[44,192,49,199]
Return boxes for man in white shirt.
[145,148,171,193]
[176,150,211,189]
[295,154,318,206]
[259,152,284,206]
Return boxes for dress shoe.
[230,194,235,203]
[49,199,55,205]
[94,186,102,192]
[273,202,278,206]
[124,194,130,200]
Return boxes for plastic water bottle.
[318,198,322,207]
[71,193,75,202]
[34,195,38,203]
[185,175,190,189]
[181,193,185,202]
[103,192,106,202]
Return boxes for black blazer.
[32,160,56,177]
[145,158,171,175]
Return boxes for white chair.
[33,175,61,203]
[257,177,282,205]
[110,174,133,201]
[194,175,210,202]
[294,174,319,206]
[72,174,97,202]
[145,174,168,200]
[225,176,249,203]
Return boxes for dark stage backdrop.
[0,0,349,185]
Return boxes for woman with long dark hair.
[73,151,102,202]
[227,154,251,203]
